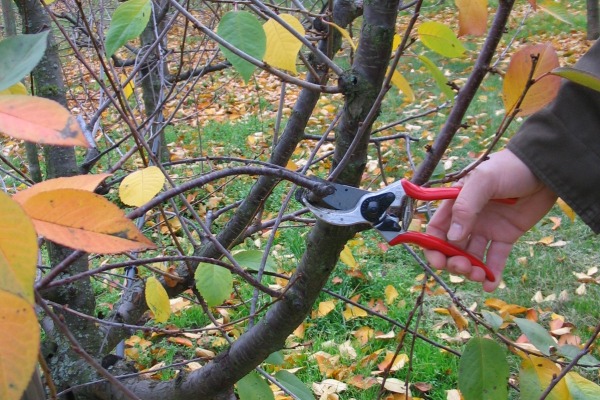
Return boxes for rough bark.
[588,0,599,40]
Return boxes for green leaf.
[458,338,509,400]
[551,67,600,93]
[0,32,48,92]
[565,371,600,399]
[274,370,314,400]
[514,318,556,356]
[481,310,503,331]
[217,11,266,82]
[194,262,233,307]
[538,1,575,25]
[236,371,275,400]
[264,351,284,366]
[417,54,455,99]
[557,345,600,367]
[234,250,276,273]
[105,0,152,57]
[417,21,466,58]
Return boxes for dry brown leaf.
[353,326,374,345]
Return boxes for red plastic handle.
[400,179,517,204]
[389,231,496,282]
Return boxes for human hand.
[424,149,558,291]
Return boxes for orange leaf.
[448,304,469,331]
[353,326,374,345]
[0,192,37,303]
[167,337,194,347]
[0,291,40,400]
[503,44,560,116]
[22,189,155,254]
[528,0,537,10]
[0,95,89,147]
[13,173,111,204]
[455,0,488,36]
[377,351,408,372]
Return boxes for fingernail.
[447,223,463,241]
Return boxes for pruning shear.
[299,179,517,282]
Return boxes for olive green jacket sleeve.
[507,40,600,233]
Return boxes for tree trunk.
[1,0,17,36]
[588,0,599,40]
[89,0,400,397]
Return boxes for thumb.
[446,176,495,242]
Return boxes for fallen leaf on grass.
[377,351,408,372]
[312,379,347,397]
[314,300,336,318]
[343,303,368,320]
[353,326,374,345]
[446,389,462,400]
[338,340,357,360]
[448,304,469,331]
[167,337,193,347]
[385,285,399,304]
[348,375,378,389]
[376,377,409,394]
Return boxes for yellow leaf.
[323,21,357,51]
[0,82,28,96]
[120,74,134,100]
[286,160,298,171]
[22,189,155,254]
[293,323,305,339]
[263,14,305,73]
[0,95,89,147]
[0,192,37,303]
[392,34,401,51]
[384,285,399,305]
[315,300,337,317]
[339,245,357,269]
[0,291,40,400]
[455,0,488,36]
[448,304,469,331]
[145,276,171,323]
[503,44,560,116]
[556,198,575,222]
[119,166,165,207]
[520,355,571,400]
[538,236,554,245]
[343,303,368,320]
[388,68,415,102]
[13,173,111,204]
[377,351,408,372]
